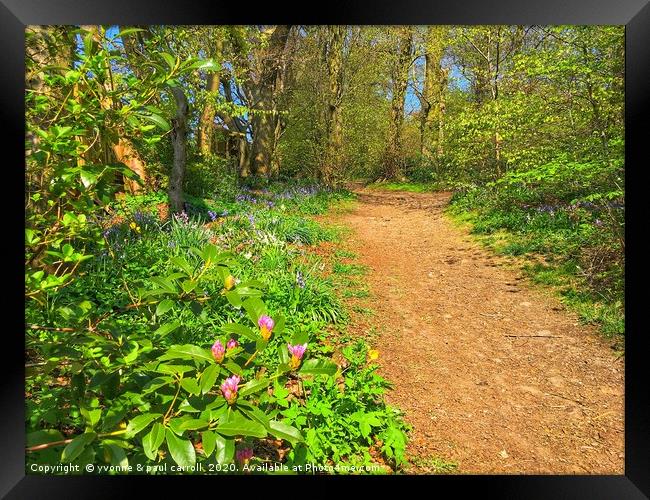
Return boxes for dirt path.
[331,187,624,474]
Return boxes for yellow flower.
[260,326,272,341]
[368,349,380,361]
[290,355,301,370]
[135,226,141,233]
[224,275,236,291]
[129,222,136,229]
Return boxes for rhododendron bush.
[27,242,348,471]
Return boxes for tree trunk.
[437,71,447,158]
[169,87,189,214]
[251,85,275,177]
[112,140,147,193]
[249,25,291,179]
[238,136,251,179]
[384,27,413,179]
[322,25,345,186]
[420,26,446,160]
[198,38,224,155]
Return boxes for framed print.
[4,0,649,497]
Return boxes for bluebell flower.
[296,270,306,288]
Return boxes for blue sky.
[92,26,471,123]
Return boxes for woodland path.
[328,186,624,474]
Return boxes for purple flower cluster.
[103,225,120,239]
[276,185,321,199]
[207,210,217,222]
[174,211,190,224]
[295,270,306,288]
[235,193,259,204]
[133,211,157,228]
[523,200,625,215]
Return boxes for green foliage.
[184,155,237,198]
[447,173,624,339]
[26,179,408,474]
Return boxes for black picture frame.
[4,1,648,497]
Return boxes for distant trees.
[26,24,625,200]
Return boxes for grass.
[366,181,437,193]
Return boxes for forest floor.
[324,185,624,474]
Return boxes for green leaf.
[61,432,96,462]
[238,378,271,397]
[178,419,209,431]
[150,276,178,292]
[237,403,270,429]
[268,420,304,444]
[298,359,338,376]
[291,329,309,345]
[142,423,166,461]
[224,291,242,308]
[191,59,220,72]
[181,280,197,294]
[141,113,171,132]
[215,415,267,438]
[221,323,258,342]
[224,360,242,376]
[165,429,196,468]
[170,256,194,275]
[156,364,195,375]
[189,301,203,317]
[273,314,286,335]
[278,344,290,365]
[156,299,175,317]
[80,170,98,188]
[200,364,220,394]
[159,344,213,363]
[80,407,102,428]
[27,429,64,448]
[201,430,217,458]
[237,279,266,289]
[242,297,266,325]
[115,27,146,38]
[214,435,234,464]
[104,443,129,468]
[160,52,177,71]
[126,413,162,437]
[180,378,201,396]
[153,321,181,337]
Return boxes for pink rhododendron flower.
[211,339,225,363]
[236,447,254,465]
[227,338,239,351]
[258,315,275,341]
[287,343,307,370]
[221,375,241,405]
